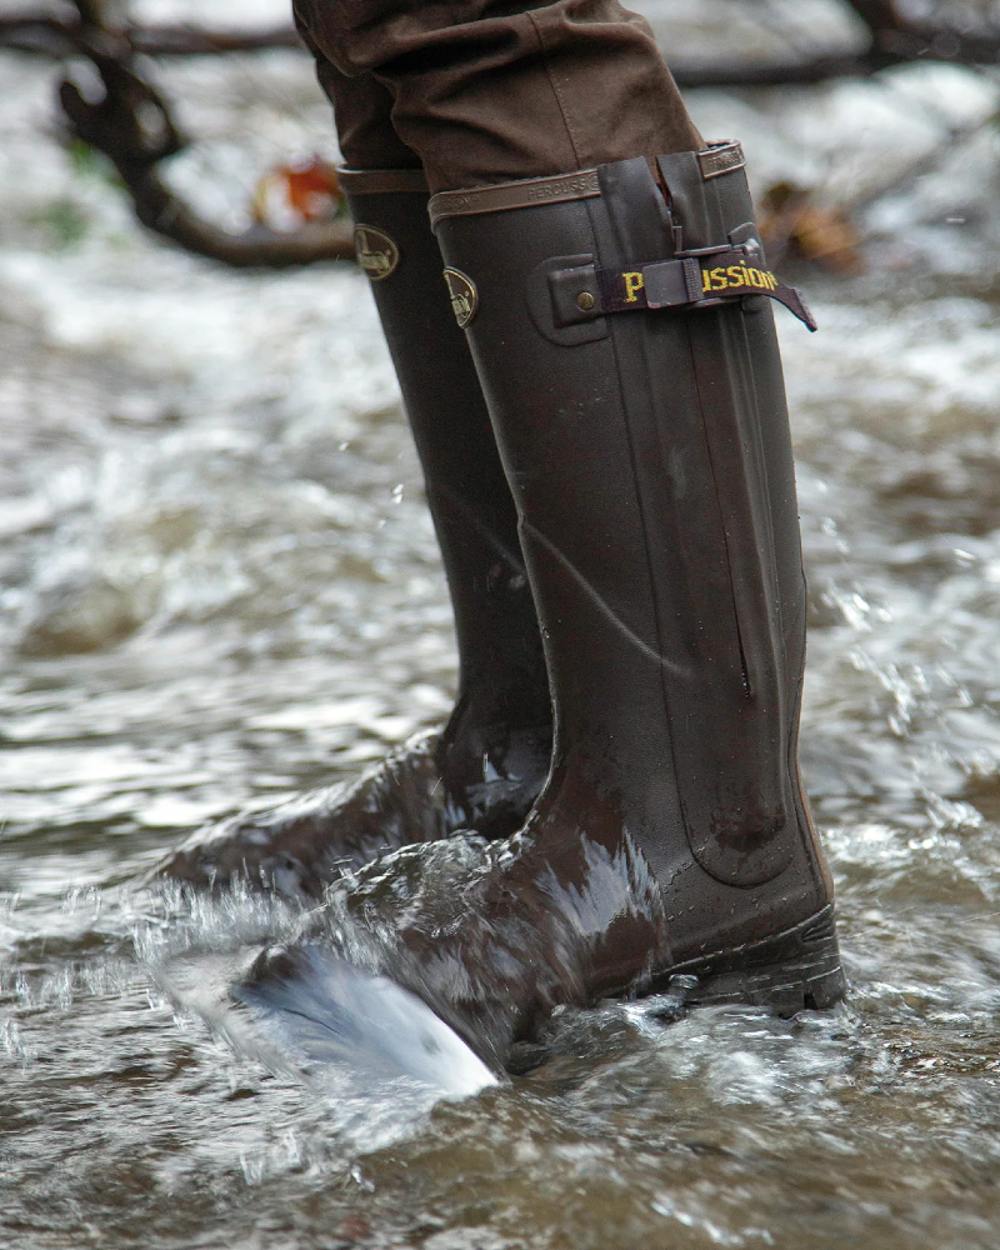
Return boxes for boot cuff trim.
[428,142,744,227]
[429,170,601,227]
[697,141,746,180]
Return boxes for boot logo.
[701,263,779,293]
[353,225,399,281]
[442,267,478,328]
[622,271,645,303]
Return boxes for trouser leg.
[293,0,702,190]
[294,19,420,171]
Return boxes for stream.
[2,4,1000,1247]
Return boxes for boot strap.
[550,246,817,332]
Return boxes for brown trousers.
[293,1,702,191]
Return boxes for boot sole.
[665,904,846,1015]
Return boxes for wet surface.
[3,4,1000,1247]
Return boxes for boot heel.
[675,904,846,1014]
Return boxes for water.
[3,6,1000,1247]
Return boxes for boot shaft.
[339,169,551,737]
[431,145,835,951]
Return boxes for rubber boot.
[156,170,552,897]
[237,144,844,1068]
[433,142,845,996]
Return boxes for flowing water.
[2,5,1000,1247]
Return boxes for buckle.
[546,242,817,333]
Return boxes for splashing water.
[3,5,1000,1248]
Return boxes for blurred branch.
[3,0,999,268]
[672,52,883,88]
[4,1,1000,82]
[0,12,302,57]
[671,0,1000,87]
[845,0,1000,65]
[845,0,900,30]
[9,2,353,268]
[65,74,353,268]
[0,14,75,55]
[130,22,302,56]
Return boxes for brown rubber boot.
[237,144,844,1067]
[155,171,552,897]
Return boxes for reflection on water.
[2,6,999,1248]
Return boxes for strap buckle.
[549,242,817,333]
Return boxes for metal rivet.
[576,291,596,311]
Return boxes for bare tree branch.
[671,0,1000,87]
[4,0,998,268]
[101,165,355,267]
[844,0,901,32]
[48,15,353,267]
[131,22,302,56]
[0,15,76,55]
[671,53,883,88]
[0,11,302,56]
[844,0,1000,66]
[4,3,1000,82]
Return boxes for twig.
[671,52,884,88]
[4,6,1000,81]
[843,0,1000,67]
[0,12,302,56]
[4,0,998,269]
[49,15,353,267]
[105,170,354,267]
